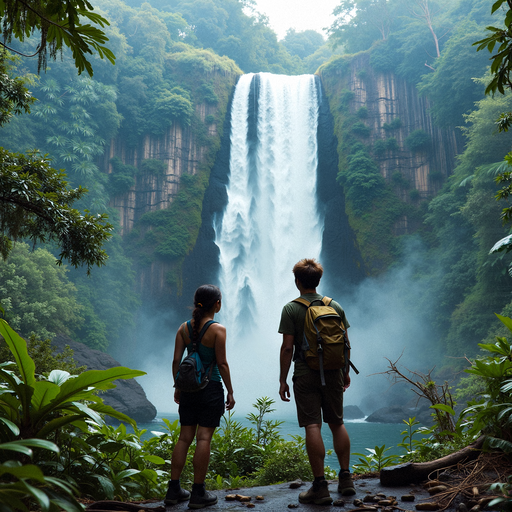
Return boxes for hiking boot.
[298,479,333,505]
[188,488,218,509]
[164,484,190,505]
[338,472,356,496]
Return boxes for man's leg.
[299,423,332,505]
[329,422,356,496]
[304,423,326,477]
[329,422,350,470]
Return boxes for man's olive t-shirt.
[278,293,349,377]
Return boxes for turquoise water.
[137,414,411,470]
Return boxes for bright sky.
[252,0,340,40]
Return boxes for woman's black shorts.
[179,381,225,428]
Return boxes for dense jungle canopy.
[1,0,512,368]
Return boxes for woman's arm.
[214,324,235,410]
[172,324,187,404]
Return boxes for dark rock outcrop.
[52,334,157,423]
[344,405,365,420]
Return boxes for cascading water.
[214,73,324,411]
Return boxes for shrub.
[141,158,166,175]
[373,139,387,155]
[385,137,399,151]
[357,106,368,118]
[383,118,402,131]
[409,188,421,201]
[351,121,371,137]
[405,130,430,152]
[429,170,443,182]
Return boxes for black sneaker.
[164,485,191,505]
[188,489,218,509]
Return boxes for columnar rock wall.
[102,102,221,235]
[320,52,463,239]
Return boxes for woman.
[165,284,235,509]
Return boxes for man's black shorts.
[179,381,225,428]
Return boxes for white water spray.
[214,73,323,413]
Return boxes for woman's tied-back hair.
[191,284,222,342]
[293,258,323,290]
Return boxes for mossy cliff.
[101,50,242,303]
[318,52,462,274]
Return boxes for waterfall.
[213,73,323,410]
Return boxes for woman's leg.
[192,426,216,483]
[171,424,197,480]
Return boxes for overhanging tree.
[0,0,115,76]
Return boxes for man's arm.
[279,333,294,402]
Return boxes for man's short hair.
[293,258,323,289]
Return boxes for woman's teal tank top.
[185,320,221,382]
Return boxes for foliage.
[0,0,115,75]
[0,334,85,376]
[0,243,82,340]
[0,53,36,127]
[281,29,325,60]
[473,0,512,95]
[108,157,137,196]
[405,129,430,152]
[0,317,146,508]
[0,437,83,512]
[0,148,113,273]
[489,476,512,512]
[352,445,399,474]
[461,314,512,444]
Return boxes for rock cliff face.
[103,106,224,236]
[101,72,240,301]
[320,52,463,235]
[319,52,463,272]
[52,335,157,423]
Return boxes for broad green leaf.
[0,319,35,387]
[19,480,50,511]
[0,417,19,435]
[143,454,165,464]
[430,404,456,415]
[116,468,140,480]
[495,313,512,334]
[0,463,45,481]
[31,381,60,410]
[35,414,85,439]
[49,367,145,410]
[0,442,32,456]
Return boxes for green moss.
[383,118,402,131]
[318,57,420,274]
[141,159,166,175]
[405,130,430,152]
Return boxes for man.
[279,258,355,505]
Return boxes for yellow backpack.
[293,296,351,385]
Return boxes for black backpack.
[174,320,217,392]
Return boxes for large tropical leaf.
[0,320,35,387]
[0,462,45,481]
[37,367,145,417]
[490,234,512,254]
[31,382,60,411]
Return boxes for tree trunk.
[379,436,486,486]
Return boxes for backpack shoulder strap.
[293,297,311,308]
[187,320,218,351]
[197,320,218,343]
[322,296,333,306]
